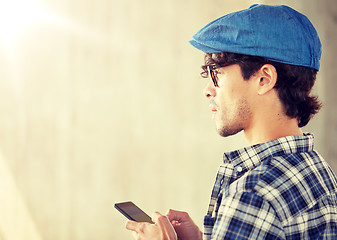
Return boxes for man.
[126,4,337,239]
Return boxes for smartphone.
[114,201,154,224]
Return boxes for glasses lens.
[208,65,219,87]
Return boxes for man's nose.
[203,81,216,99]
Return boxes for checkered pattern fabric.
[204,134,337,239]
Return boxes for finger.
[125,220,138,231]
[126,220,151,235]
[166,209,178,221]
[152,211,163,223]
[153,212,177,239]
[166,209,189,222]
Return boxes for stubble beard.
[216,98,252,138]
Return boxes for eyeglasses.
[207,63,235,87]
[207,65,219,87]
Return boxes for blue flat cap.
[190,4,321,70]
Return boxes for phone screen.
[114,201,154,224]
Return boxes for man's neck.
[244,116,303,146]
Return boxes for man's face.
[203,64,254,137]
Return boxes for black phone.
[114,201,154,224]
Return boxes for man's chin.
[217,126,242,138]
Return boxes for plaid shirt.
[204,134,337,239]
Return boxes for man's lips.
[209,102,218,112]
[209,106,217,118]
[209,104,217,120]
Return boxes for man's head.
[190,4,322,137]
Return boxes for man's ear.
[256,64,277,95]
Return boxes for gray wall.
[0,0,336,239]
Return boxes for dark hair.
[201,52,322,127]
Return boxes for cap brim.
[189,39,223,53]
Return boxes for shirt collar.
[223,133,315,174]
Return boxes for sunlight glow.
[0,0,109,93]
[0,0,54,47]
[0,0,108,51]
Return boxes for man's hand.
[166,210,203,240]
[126,212,177,240]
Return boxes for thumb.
[166,209,190,222]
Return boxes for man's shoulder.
[234,150,337,223]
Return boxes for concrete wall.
[0,0,336,239]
